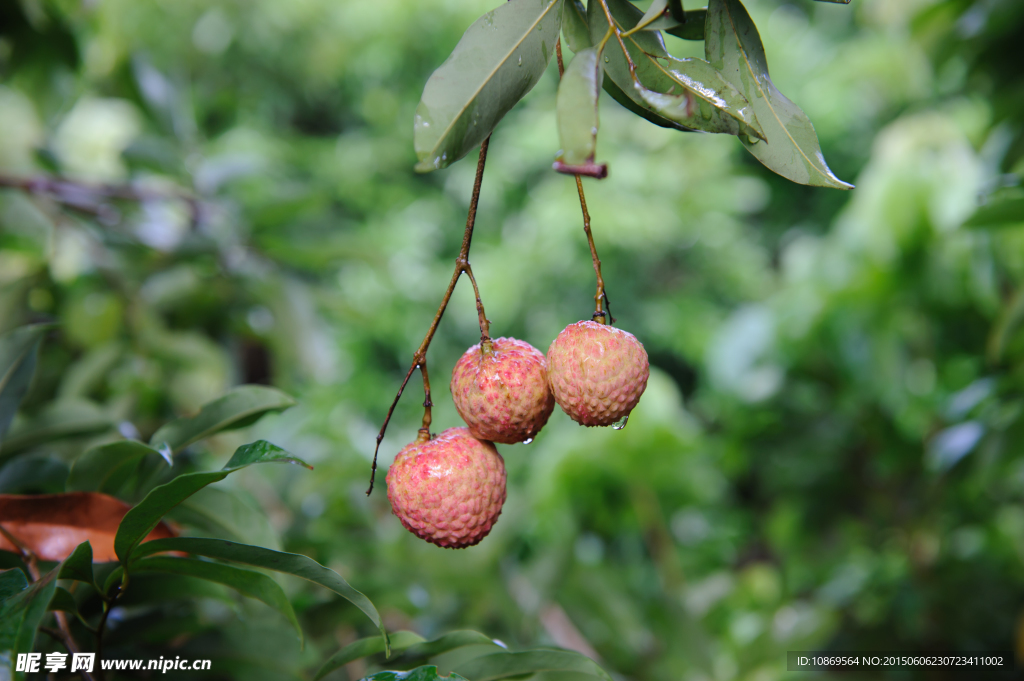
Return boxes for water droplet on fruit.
[522,437,534,445]
[612,415,629,430]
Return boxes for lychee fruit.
[386,427,506,548]
[547,320,650,427]
[450,337,555,444]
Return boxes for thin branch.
[367,136,492,495]
[556,39,612,325]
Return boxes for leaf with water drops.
[665,8,707,40]
[557,47,604,166]
[705,0,852,188]
[636,0,681,32]
[414,0,564,172]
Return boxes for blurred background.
[2,0,1024,678]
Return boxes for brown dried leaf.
[0,492,176,562]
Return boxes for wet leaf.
[589,0,760,137]
[557,47,604,166]
[561,0,590,52]
[414,0,563,172]
[313,631,425,681]
[665,9,707,40]
[363,668,468,681]
[603,77,693,131]
[0,493,175,562]
[114,440,310,564]
[149,385,296,454]
[705,0,852,188]
[132,536,385,649]
[0,325,49,443]
[131,555,302,644]
[453,650,613,680]
[66,440,165,495]
[0,562,59,681]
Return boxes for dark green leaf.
[603,77,693,131]
[0,400,113,463]
[637,0,681,32]
[57,541,95,587]
[0,569,28,603]
[0,325,49,443]
[0,563,59,681]
[453,650,613,681]
[561,0,591,52]
[557,47,604,165]
[171,487,280,549]
[149,385,296,454]
[66,440,164,495]
[813,0,850,4]
[132,537,385,652]
[47,586,78,613]
[963,187,1024,228]
[131,555,302,644]
[705,0,852,188]
[414,0,564,172]
[401,630,502,661]
[589,0,761,137]
[114,440,310,563]
[363,667,468,681]
[665,9,707,40]
[314,631,426,681]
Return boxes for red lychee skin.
[546,320,650,427]
[386,427,506,549]
[450,337,555,444]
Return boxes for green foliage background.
[2,0,1024,678]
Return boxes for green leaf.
[632,56,763,136]
[131,537,385,650]
[665,9,707,40]
[636,0,681,32]
[314,631,426,681]
[47,586,78,613]
[171,487,280,550]
[414,0,564,172]
[363,668,468,681]
[705,0,852,188]
[149,385,296,454]
[0,563,59,681]
[114,440,310,564]
[453,650,613,681]
[0,399,113,463]
[57,541,95,587]
[401,630,502,661]
[561,0,591,52]
[813,0,850,4]
[589,0,761,137]
[602,77,693,131]
[963,187,1024,228]
[66,440,164,495]
[0,569,28,603]
[557,47,604,166]
[0,325,49,443]
[131,555,302,644]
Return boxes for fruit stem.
[556,39,614,326]
[367,136,492,496]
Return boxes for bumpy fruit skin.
[386,427,506,549]
[450,337,555,444]
[547,320,650,427]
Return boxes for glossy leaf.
[557,47,604,166]
[149,385,296,454]
[453,650,613,680]
[0,563,58,681]
[414,0,563,172]
[705,0,852,188]
[603,77,693,131]
[114,440,310,563]
[561,0,591,52]
[0,400,113,462]
[364,668,468,681]
[0,493,174,562]
[0,325,48,443]
[131,555,302,643]
[132,537,385,649]
[665,9,707,40]
[66,440,165,495]
[633,57,763,137]
[963,187,1024,228]
[589,0,761,137]
[314,631,426,681]
[57,540,95,586]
